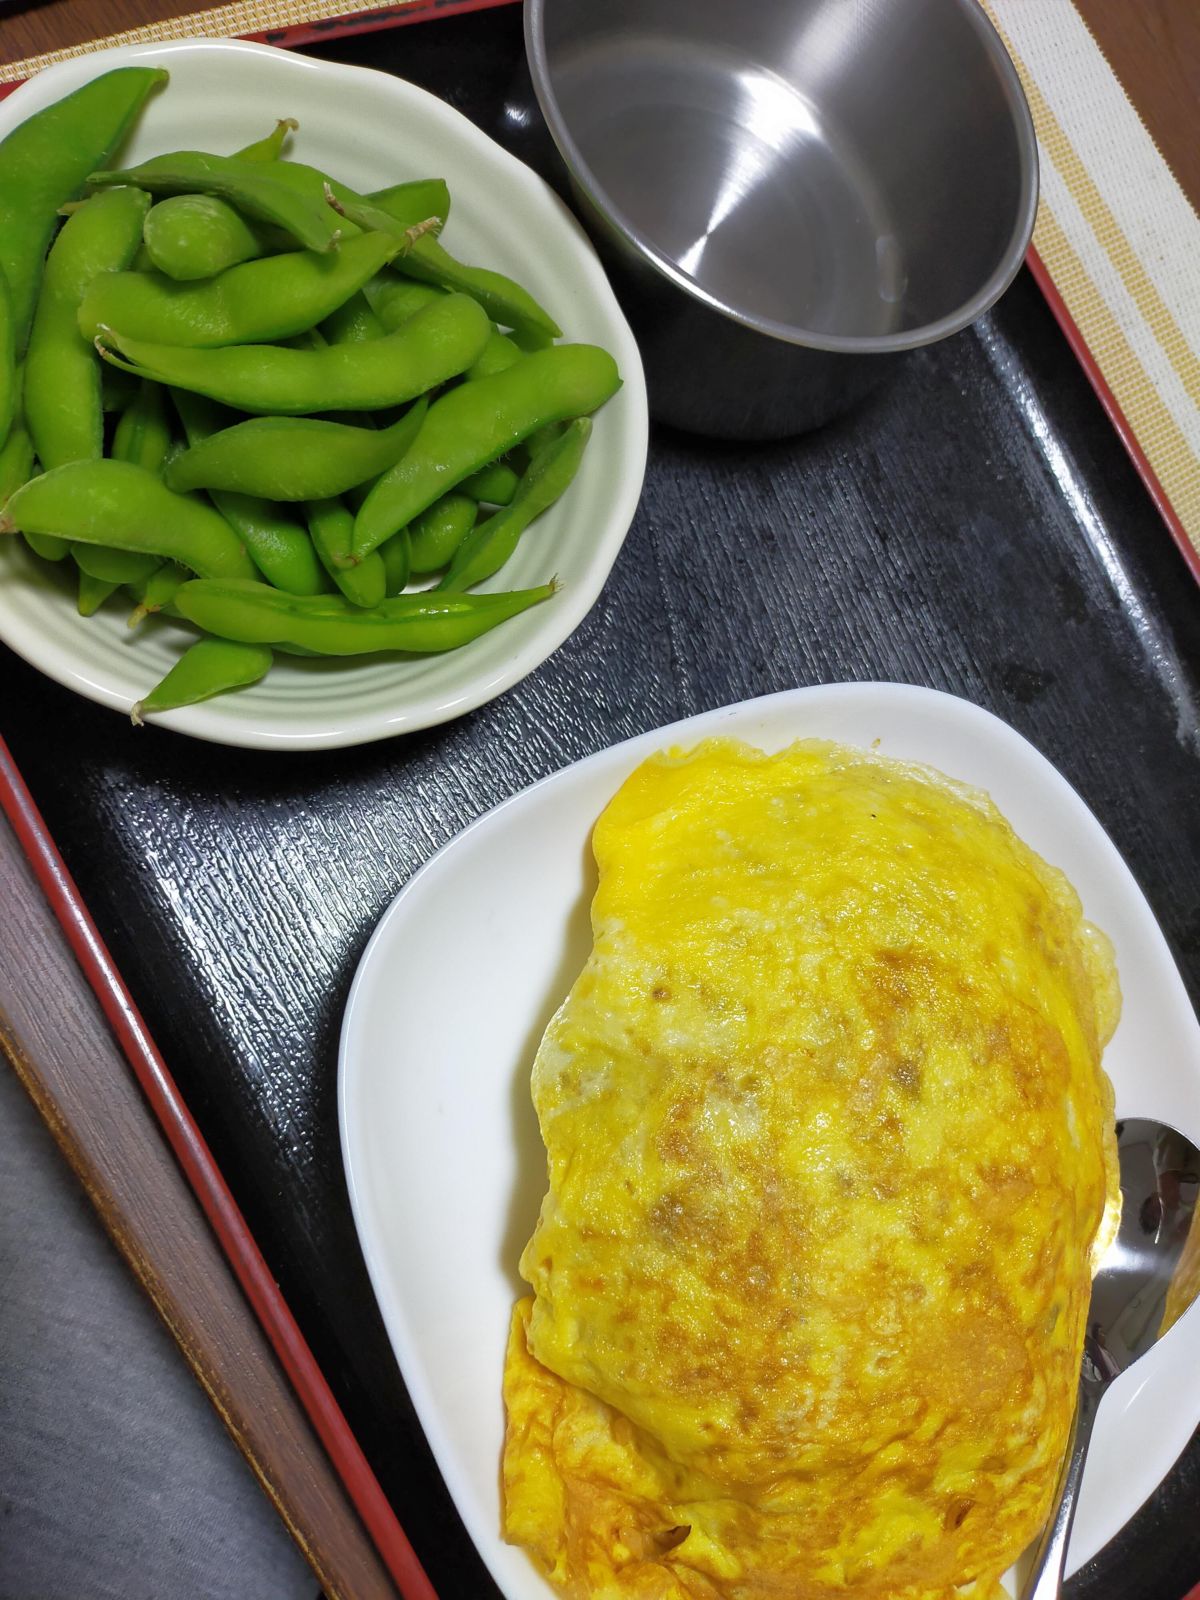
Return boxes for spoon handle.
[1019,1365,1106,1600]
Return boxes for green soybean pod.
[71,542,160,584]
[33,187,151,617]
[363,275,441,328]
[143,194,276,281]
[24,531,71,562]
[112,379,172,474]
[173,576,555,654]
[460,461,518,506]
[379,527,412,598]
[264,161,451,241]
[80,229,401,347]
[400,233,560,344]
[2,384,67,562]
[408,493,477,575]
[165,398,427,502]
[77,569,119,616]
[171,388,327,596]
[133,637,273,720]
[320,290,384,346]
[98,292,490,414]
[362,276,521,380]
[334,193,560,344]
[3,459,258,579]
[0,413,33,510]
[89,151,341,254]
[0,273,15,455]
[0,66,167,352]
[367,178,451,229]
[234,118,298,163]
[440,419,592,593]
[127,559,189,627]
[353,343,620,557]
[467,330,524,382]
[307,498,387,609]
[25,185,150,472]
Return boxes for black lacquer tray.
[3,8,1198,1598]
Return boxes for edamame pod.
[166,397,427,501]
[468,330,523,382]
[363,275,441,328]
[334,193,560,343]
[0,274,15,454]
[379,528,411,597]
[98,292,490,414]
[222,494,328,594]
[28,184,151,622]
[25,186,150,471]
[440,419,591,592]
[408,493,476,575]
[173,576,555,654]
[234,119,297,163]
[265,161,450,241]
[353,343,620,557]
[127,559,189,626]
[80,230,402,347]
[400,235,560,345]
[171,389,327,595]
[0,66,166,351]
[307,499,386,609]
[368,178,451,230]
[362,277,521,380]
[461,461,518,506]
[143,194,276,280]
[77,569,118,616]
[71,542,160,584]
[24,531,70,562]
[89,151,342,254]
[133,637,273,720]
[1,376,59,557]
[112,380,172,473]
[0,414,33,509]
[2,459,258,579]
[321,290,384,346]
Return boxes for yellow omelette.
[504,737,1120,1600]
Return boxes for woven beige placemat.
[0,0,419,80]
[983,0,1200,574]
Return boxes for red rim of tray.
[0,4,1196,1599]
[0,734,439,1599]
[1026,244,1200,586]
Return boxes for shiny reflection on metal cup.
[525,0,1038,439]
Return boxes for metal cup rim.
[525,0,1040,355]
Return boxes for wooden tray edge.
[0,732,440,1600]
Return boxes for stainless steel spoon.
[1020,1117,1200,1600]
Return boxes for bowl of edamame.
[0,38,647,748]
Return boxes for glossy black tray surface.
[3,9,1199,1599]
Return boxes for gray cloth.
[0,1061,319,1600]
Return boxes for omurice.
[503,737,1120,1600]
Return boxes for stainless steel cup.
[525,0,1038,439]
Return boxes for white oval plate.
[0,39,647,749]
[340,682,1200,1599]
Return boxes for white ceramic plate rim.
[340,681,1200,1599]
[0,39,648,750]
